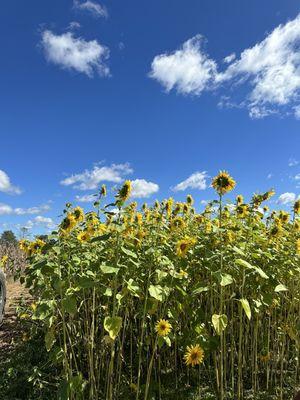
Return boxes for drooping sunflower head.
[117,180,132,203]
[170,216,185,231]
[184,344,204,367]
[212,171,236,195]
[294,220,300,231]
[165,198,174,217]
[155,319,172,337]
[100,184,107,197]
[294,199,300,215]
[176,236,196,258]
[279,210,290,224]
[186,194,194,206]
[236,195,244,205]
[72,206,85,222]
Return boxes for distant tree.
[0,230,17,245]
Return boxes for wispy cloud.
[0,203,50,216]
[277,192,298,205]
[25,216,56,230]
[41,30,110,77]
[61,163,133,190]
[131,179,159,198]
[288,157,299,167]
[150,14,300,119]
[172,171,208,191]
[73,0,108,18]
[0,170,21,195]
[75,193,97,202]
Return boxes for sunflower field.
[15,172,300,399]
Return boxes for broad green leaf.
[127,279,140,297]
[240,298,251,320]
[149,284,164,301]
[235,258,268,279]
[100,265,119,274]
[253,266,269,279]
[192,286,209,295]
[232,246,245,256]
[104,316,122,340]
[212,314,228,335]
[275,284,288,292]
[121,247,137,259]
[220,273,233,287]
[45,329,56,352]
[62,296,77,315]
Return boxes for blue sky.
[0,0,300,235]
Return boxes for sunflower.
[72,206,85,223]
[184,344,204,367]
[100,184,107,197]
[294,200,300,215]
[170,216,185,231]
[135,213,143,226]
[60,214,77,233]
[176,236,196,257]
[236,204,249,219]
[212,171,236,195]
[165,198,174,217]
[77,231,91,242]
[117,180,132,203]
[236,195,244,205]
[155,319,172,337]
[269,224,282,238]
[186,194,194,205]
[294,221,300,232]
[279,211,290,224]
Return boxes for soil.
[0,279,30,359]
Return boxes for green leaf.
[232,246,245,256]
[100,265,120,274]
[91,233,112,242]
[104,316,122,340]
[62,296,77,315]
[220,273,233,287]
[235,258,268,279]
[192,286,209,295]
[121,247,137,259]
[240,298,251,320]
[149,285,164,301]
[126,279,140,297]
[45,329,56,352]
[212,314,228,335]
[275,284,288,292]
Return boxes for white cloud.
[75,194,97,202]
[61,163,133,190]
[150,14,300,118]
[131,179,159,198]
[0,203,50,216]
[267,173,273,179]
[288,157,299,167]
[0,170,21,195]
[277,192,298,205]
[149,35,217,95]
[173,171,208,192]
[223,53,236,64]
[294,173,300,180]
[73,0,108,18]
[41,30,110,77]
[25,216,55,230]
[218,14,300,117]
[68,21,81,30]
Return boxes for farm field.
[1,173,299,399]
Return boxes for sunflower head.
[72,206,85,222]
[176,236,196,257]
[60,214,77,233]
[165,198,174,217]
[170,216,185,231]
[155,319,172,337]
[236,195,244,205]
[279,211,290,224]
[100,184,107,197]
[77,231,91,242]
[236,204,249,219]
[117,180,132,203]
[212,171,236,195]
[294,199,300,215]
[186,194,194,206]
[184,344,204,367]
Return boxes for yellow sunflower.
[236,195,244,205]
[294,200,300,215]
[117,180,132,202]
[236,204,249,219]
[72,206,84,222]
[100,184,107,197]
[176,236,196,257]
[184,344,204,367]
[170,216,185,231]
[186,194,194,206]
[155,319,172,337]
[60,214,77,234]
[77,231,91,242]
[212,171,236,195]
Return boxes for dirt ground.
[0,279,30,358]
